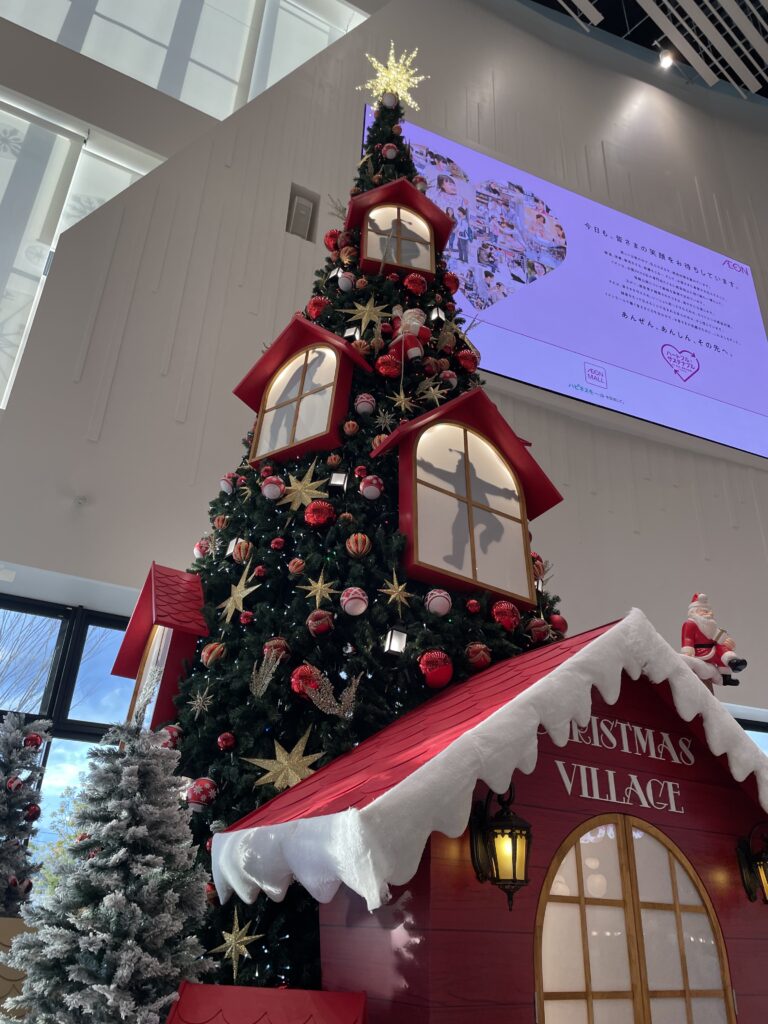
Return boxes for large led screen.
[363,109,768,457]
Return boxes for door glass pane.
[675,862,702,906]
[473,507,529,595]
[542,903,585,992]
[641,909,683,989]
[294,385,332,442]
[67,624,130,724]
[550,846,579,897]
[466,432,521,517]
[544,1001,588,1024]
[256,403,295,455]
[594,1001,635,1024]
[579,823,623,900]
[586,906,631,991]
[56,149,139,235]
[682,913,722,989]
[691,998,727,1024]
[416,423,467,496]
[0,605,63,713]
[417,484,472,579]
[303,347,336,390]
[31,737,95,857]
[633,829,674,903]
[651,998,687,1024]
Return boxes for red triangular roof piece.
[166,982,366,1024]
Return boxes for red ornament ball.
[387,272,400,283]
[291,663,322,697]
[359,475,384,500]
[375,353,402,378]
[252,564,267,578]
[372,433,389,450]
[260,475,285,501]
[343,419,360,437]
[465,642,492,671]
[442,271,460,294]
[187,777,217,811]
[307,296,331,320]
[380,322,393,338]
[549,613,568,636]
[304,499,336,527]
[205,837,213,853]
[492,600,521,632]
[23,804,41,823]
[213,514,229,529]
[422,356,439,377]
[239,610,254,625]
[418,649,454,689]
[270,537,285,551]
[205,881,219,905]
[326,453,342,467]
[159,724,183,749]
[425,589,452,616]
[5,775,22,793]
[456,349,479,373]
[354,465,368,478]
[527,617,550,642]
[287,557,305,575]
[346,532,372,558]
[403,272,428,295]
[531,553,546,580]
[201,642,226,667]
[339,512,354,523]
[306,609,334,636]
[466,599,481,614]
[22,733,43,750]
[217,732,236,751]
[263,636,290,661]
[323,228,340,251]
[340,587,368,616]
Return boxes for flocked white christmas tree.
[0,712,50,915]
[1,715,212,1023]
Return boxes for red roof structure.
[165,981,366,1023]
[344,178,453,252]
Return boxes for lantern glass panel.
[633,828,674,904]
[691,999,728,1024]
[541,903,585,992]
[681,913,721,989]
[757,858,768,901]
[585,905,631,991]
[641,909,684,989]
[543,1002,588,1024]
[651,999,687,1024]
[491,828,526,882]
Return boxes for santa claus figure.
[681,593,747,685]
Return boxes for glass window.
[67,623,131,724]
[745,728,768,755]
[366,204,433,272]
[254,344,337,458]
[539,816,736,1023]
[0,605,63,713]
[33,737,95,853]
[415,423,531,600]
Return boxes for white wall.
[1,0,767,705]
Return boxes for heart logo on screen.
[661,344,700,382]
[408,145,567,312]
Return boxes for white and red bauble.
[491,600,521,632]
[340,587,368,616]
[160,724,183,749]
[343,420,360,437]
[201,642,226,667]
[22,733,43,750]
[338,271,357,293]
[354,393,376,416]
[193,537,210,560]
[5,775,22,793]
[345,533,372,558]
[465,642,492,671]
[187,777,217,812]
[527,617,550,643]
[306,609,334,636]
[219,476,234,495]
[413,174,428,192]
[381,142,399,160]
[439,369,458,390]
[372,433,389,450]
[263,636,290,661]
[418,650,453,689]
[260,476,285,500]
[359,475,384,500]
[425,589,452,616]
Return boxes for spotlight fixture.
[659,49,674,70]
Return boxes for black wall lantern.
[469,785,532,909]
[737,822,768,903]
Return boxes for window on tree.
[366,205,433,272]
[538,815,735,1024]
[254,344,337,458]
[415,423,531,599]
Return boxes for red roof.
[371,388,563,520]
[225,624,612,834]
[166,981,366,1024]
[112,563,207,679]
[344,178,453,252]
[233,314,371,414]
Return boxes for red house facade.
[213,610,768,1023]
[166,981,366,1024]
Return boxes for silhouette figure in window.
[417,448,518,571]
[266,350,327,450]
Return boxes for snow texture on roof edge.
[212,609,768,911]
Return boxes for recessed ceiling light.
[659,49,674,70]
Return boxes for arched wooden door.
[536,815,736,1024]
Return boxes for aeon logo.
[722,258,750,275]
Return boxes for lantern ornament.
[383,627,407,655]
[469,786,532,910]
[737,822,768,903]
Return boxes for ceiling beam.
[707,0,768,74]
[675,0,761,90]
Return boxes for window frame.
[250,342,338,461]
[365,203,435,275]
[412,420,535,603]
[535,813,737,1024]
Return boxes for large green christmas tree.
[173,45,563,988]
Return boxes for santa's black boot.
[726,657,747,673]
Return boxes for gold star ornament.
[242,727,323,791]
[357,41,429,111]
[345,297,389,335]
[378,568,414,617]
[389,385,417,414]
[276,459,330,512]
[298,567,340,609]
[218,563,261,623]
[208,908,263,982]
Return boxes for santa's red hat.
[689,593,710,616]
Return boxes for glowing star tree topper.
[357,41,429,110]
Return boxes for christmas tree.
[0,713,50,915]
[173,44,563,987]
[1,721,211,1023]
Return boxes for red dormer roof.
[344,178,453,253]
[233,314,371,415]
[372,387,562,520]
[166,981,366,1024]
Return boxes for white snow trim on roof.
[212,609,768,912]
